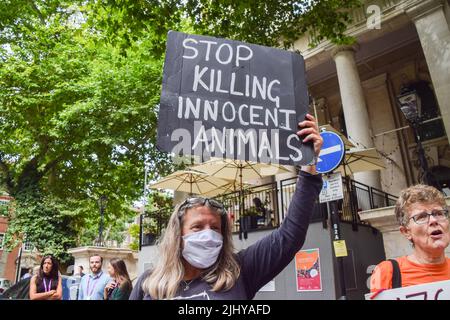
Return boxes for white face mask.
[182,229,223,269]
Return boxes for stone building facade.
[294,0,450,257]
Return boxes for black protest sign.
[157,31,314,165]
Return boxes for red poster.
[295,248,322,292]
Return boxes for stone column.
[332,45,381,190]
[407,0,450,145]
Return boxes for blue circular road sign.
[316,131,345,174]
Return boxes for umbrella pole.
[239,165,247,239]
[343,158,348,179]
[343,161,358,231]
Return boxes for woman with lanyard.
[30,255,62,300]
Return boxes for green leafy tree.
[128,190,173,249]
[85,1,361,50]
[0,0,174,260]
[141,190,173,235]
[145,189,174,212]
[85,0,183,56]
[128,223,140,251]
[184,0,362,48]
[78,213,134,247]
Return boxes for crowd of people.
[25,254,133,300]
[7,114,450,300]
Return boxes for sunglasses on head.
[178,197,226,215]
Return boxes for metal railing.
[213,181,280,238]
[280,175,398,231]
[339,177,397,229]
[280,176,326,224]
[139,208,171,250]
[139,176,397,249]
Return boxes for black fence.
[213,181,279,239]
[280,175,398,230]
[139,175,397,249]
[139,208,171,250]
[280,177,328,226]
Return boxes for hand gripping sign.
[157,31,314,166]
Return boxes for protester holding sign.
[157,31,315,167]
[129,114,323,300]
[370,184,450,296]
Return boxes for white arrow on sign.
[317,144,343,163]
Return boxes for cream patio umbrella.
[148,169,231,196]
[318,124,385,175]
[335,148,386,176]
[192,159,290,187]
[202,180,254,198]
[192,159,290,236]
[319,124,356,150]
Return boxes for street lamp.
[97,195,108,246]
[396,86,435,187]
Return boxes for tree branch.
[29,0,46,25]
[41,155,64,175]
[15,140,50,191]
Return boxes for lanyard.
[86,272,102,297]
[43,278,52,292]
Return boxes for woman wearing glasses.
[130,114,323,300]
[370,184,450,295]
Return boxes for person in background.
[29,255,62,300]
[104,258,133,300]
[21,268,33,280]
[370,184,450,296]
[78,255,110,300]
[32,266,40,276]
[75,265,85,278]
[253,197,268,225]
[129,114,323,300]
[70,265,85,300]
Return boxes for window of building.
[430,166,450,195]
[0,200,9,217]
[410,80,445,141]
[22,238,34,252]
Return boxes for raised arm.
[239,114,323,298]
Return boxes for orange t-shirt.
[370,256,450,293]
